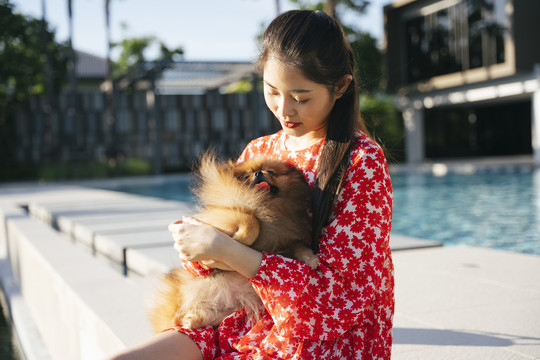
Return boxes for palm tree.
[67,0,78,154]
[324,0,337,17]
[105,0,112,83]
[275,0,281,15]
[41,0,54,161]
[104,0,117,157]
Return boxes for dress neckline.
[278,131,326,153]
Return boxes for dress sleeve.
[181,259,214,277]
[249,141,393,341]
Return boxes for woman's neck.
[284,132,325,151]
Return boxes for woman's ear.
[334,74,353,99]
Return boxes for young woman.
[109,9,394,360]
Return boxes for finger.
[175,246,192,261]
[182,216,202,225]
[167,223,180,233]
[173,241,182,253]
[199,259,215,267]
[197,261,211,270]
[171,232,182,243]
[168,221,183,233]
[180,255,193,262]
[201,260,233,271]
[174,241,195,263]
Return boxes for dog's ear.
[225,159,239,173]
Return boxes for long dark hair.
[257,10,370,252]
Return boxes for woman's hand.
[168,217,264,279]
[168,217,234,271]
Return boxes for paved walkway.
[0,181,539,359]
[392,246,540,359]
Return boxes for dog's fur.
[148,153,318,332]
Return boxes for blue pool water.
[99,168,540,255]
[390,168,540,255]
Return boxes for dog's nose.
[254,171,264,181]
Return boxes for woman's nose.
[277,97,296,118]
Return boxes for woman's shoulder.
[245,131,282,150]
[350,131,386,161]
[346,131,392,193]
[238,131,283,162]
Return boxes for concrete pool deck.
[0,181,539,359]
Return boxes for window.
[405,0,506,83]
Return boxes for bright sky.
[11,0,388,62]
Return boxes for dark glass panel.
[404,0,506,84]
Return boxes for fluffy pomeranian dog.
[148,153,318,332]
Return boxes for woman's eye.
[294,98,309,104]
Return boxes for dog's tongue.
[254,182,270,191]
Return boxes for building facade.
[384,0,540,164]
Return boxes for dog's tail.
[147,268,184,333]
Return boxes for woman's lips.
[283,121,300,129]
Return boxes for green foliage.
[112,35,184,78]
[222,79,253,93]
[158,41,184,62]
[338,0,369,14]
[0,0,68,112]
[112,36,156,78]
[289,0,369,15]
[119,158,153,175]
[1,157,153,182]
[350,32,382,94]
[0,0,68,170]
[288,0,324,11]
[360,94,405,162]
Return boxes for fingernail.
[168,222,181,232]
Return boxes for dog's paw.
[181,312,224,329]
[294,246,320,270]
[304,254,319,270]
[180,313,202,329]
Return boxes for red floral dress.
[170,130,394,359]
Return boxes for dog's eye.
[265,170,275,176]
[235,174,250,181]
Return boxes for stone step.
[0,184,445,360]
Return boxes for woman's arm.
[105,330,202,360]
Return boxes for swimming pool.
[391,168,540,255]
[96,167,540,255]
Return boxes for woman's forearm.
[215,238,263,279]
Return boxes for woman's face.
[262,58,339,140]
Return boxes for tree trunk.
[324,0,338,18]
[275,0,281,15]
[41,0,54,163]
[104,0,117,158]
[67,0,78,158]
